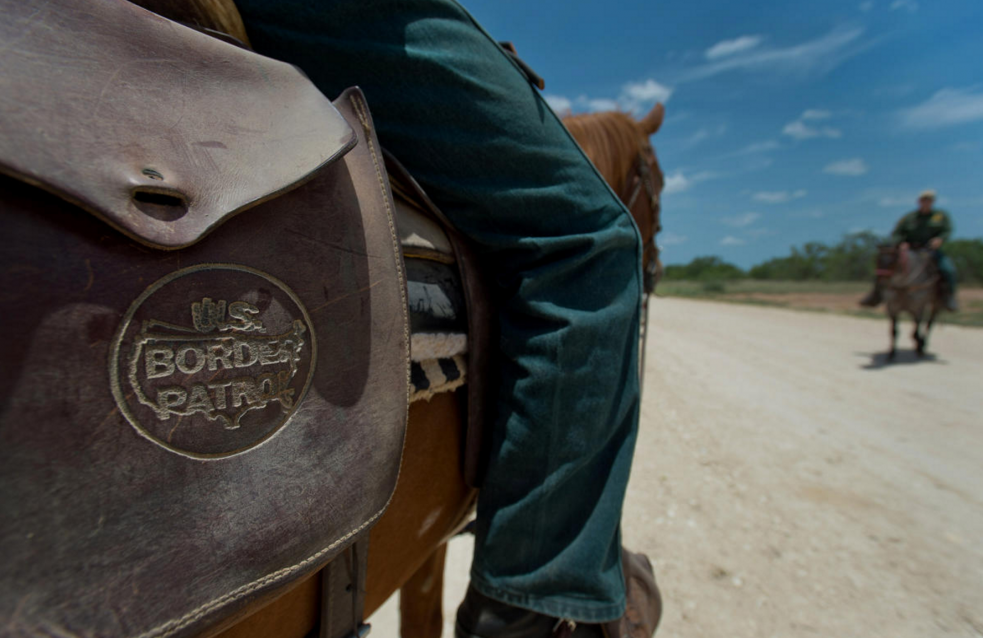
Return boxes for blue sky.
[465,0,983,267]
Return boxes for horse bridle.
[622,150,662,390]
[623,151,662,295]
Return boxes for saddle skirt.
[0,1,409,636]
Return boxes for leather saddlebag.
[0,1,409,636]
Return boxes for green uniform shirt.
[891,208,953,247]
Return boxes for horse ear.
[639,103,665,135]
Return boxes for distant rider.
[860,189,958,311]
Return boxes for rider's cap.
[918,189,937,200]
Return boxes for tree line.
[663,232,983,284]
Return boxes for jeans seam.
[469,572,627,623]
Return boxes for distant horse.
[875,246,944,359]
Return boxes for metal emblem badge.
[110,264,316,458]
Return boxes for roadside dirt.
[373,298,983,637]
[722,287,983,315]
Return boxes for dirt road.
[374,298,983,637]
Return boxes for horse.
[7,2,666,636]
[210,107,667,638]
[874,245,945,359]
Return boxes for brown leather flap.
[0,0,355,249]
[0,86,409,638]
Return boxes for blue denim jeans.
[935,250,957,293]
[235,0,642,622]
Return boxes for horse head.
[875,245,901,279]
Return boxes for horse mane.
[130,0,251,46]
[563,111,643,194]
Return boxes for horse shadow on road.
[858,350,945,370]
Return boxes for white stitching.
[139,515,380,638]
[138,93,413,638]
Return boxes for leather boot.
[600,549,662,638]
[455,548,661,638]
[455,585,601,638]
[859,283,883,307]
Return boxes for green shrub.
[662,232,982,283]
[702,280,727,293]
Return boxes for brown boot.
[599,549,662,638]
[455,548,661,638]
[859,283,883,307]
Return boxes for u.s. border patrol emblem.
[110,264,316,458]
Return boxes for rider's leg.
[235,0,643,627]
[936,250,959,311]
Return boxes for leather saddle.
[0,1,417,636]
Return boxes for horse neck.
[890,250,934,289]
[564,114,640,197]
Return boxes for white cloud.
[549,78,674,117]
[721,212,761,227]
[859,1,874,11]
[899,86,983,129]
[544,94,572,114]
[802,109,832,120]
[664,172,689,195]
[782,120,842,140]
[663,170,716,194]
[681,124,728,149]
[622,79,674,104]
[752,189,807,203]
[581,97,620,112]
[658,232,687,247]
[720,236,746,246]
[824,158,869,176]
[890,0,918,12]
[705,35,764,60]
[877,196,910,207]
[744,140,781,153]
[680,26,867,82]
[619,79,674,115]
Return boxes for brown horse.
[211,109,668,638]
[117,2,666,636]
[875,246,945,359]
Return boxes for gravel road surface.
[374,298,983,637]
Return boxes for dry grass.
[657,280,983,327]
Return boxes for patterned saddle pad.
[391,171,471,403]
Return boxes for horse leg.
[911,314,927,356]
[212,391,474,638]
[888,315,898,360]
[399,543,448,638]
[922,308,939,354]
